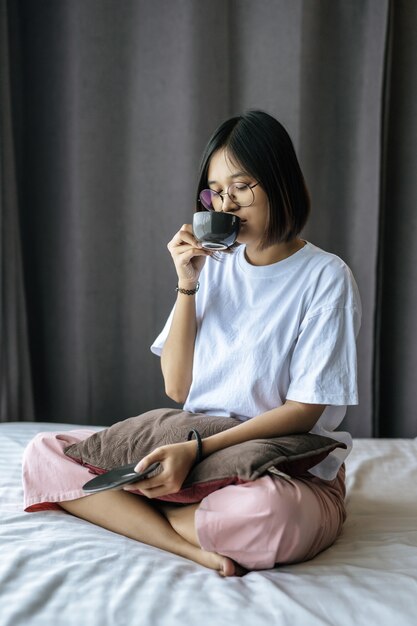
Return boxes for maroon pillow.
[64,408,346,503]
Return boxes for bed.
[1,421,416,626]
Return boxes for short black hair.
[196,110,310,248]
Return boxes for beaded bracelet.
[187,429,203,465]
[175,281,200,296]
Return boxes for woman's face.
[206,149,270,249]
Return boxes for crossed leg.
[59,490,246,577]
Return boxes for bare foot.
[153,501,248,576]
[208,552,248,577]
[220,555,248,577]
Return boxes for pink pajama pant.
[22,429,346,571]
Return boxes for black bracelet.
[187,429,203,465]
[175,282,200,296]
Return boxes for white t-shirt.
[151,241,362,480]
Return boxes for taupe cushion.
[64,408,346,503]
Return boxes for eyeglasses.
[198,182,259,212]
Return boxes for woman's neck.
[244,238,306,266]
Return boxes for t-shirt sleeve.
[150,305,176,357]
[286,305,361,405]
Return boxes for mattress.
[1,421,416,626]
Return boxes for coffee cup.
[192,212,240,250]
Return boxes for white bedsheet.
[1,422,416,626]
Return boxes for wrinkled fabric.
[196,466,346,569]
[4,423,417,626]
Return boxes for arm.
[160,224,210,403]
[199,400,326,458]
[160,287,197,403]
[125,400,326,498]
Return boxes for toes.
[219,556,247,577]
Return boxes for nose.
[220,193,239,213]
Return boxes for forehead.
[207,149,247,182]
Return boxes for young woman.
[22,110,361,577]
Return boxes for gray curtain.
[0,0,34,421]
[1,0,416,437]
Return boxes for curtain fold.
[0,0,34,421]
[0,0,415,437]
[297,0,390,437]
[378,0,417,436]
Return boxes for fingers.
[122,472,163,493]
[175,247,210,268]
[122,449,167,493]
[133,448,162,474]
[167,224,211,256]
[138,485,180,499]
[123,472,180,497]
[168,224,205,252]
[167,224,211,284]
[123,479,164,493]
[123,443,192,498]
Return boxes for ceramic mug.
[192,212,241,250]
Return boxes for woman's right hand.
[167,223,211,286]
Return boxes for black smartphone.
[82,461,161,494]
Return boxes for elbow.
[164,384,189,405]
[161,360,192,404]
